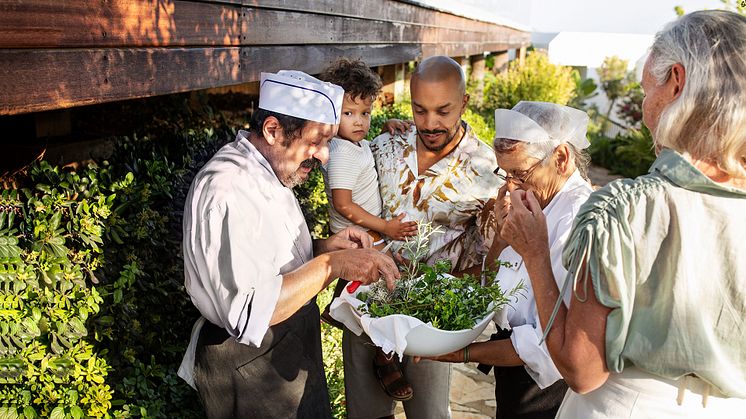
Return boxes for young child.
[319,58,417,402]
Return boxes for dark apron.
[194,300,331,419]
[478,328,568,419]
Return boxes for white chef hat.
[493,101,590,150]
[258,70,344,125]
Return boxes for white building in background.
[543,32,653,129]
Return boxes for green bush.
[316,287,345,419]
[589,126,656,178]
[0,95,236,418]
[0,162,114,418]
[481,52,577,111]
[367,102,413,141]
[462,108,495,145]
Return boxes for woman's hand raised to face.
[491,183,512,246]
[500,189,550,261]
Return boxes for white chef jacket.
[495,170,592,389]
[178,130,313,387]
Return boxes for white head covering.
[258,70,344,125]
[493,101,590,150]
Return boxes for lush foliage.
[0,163,115,418]
[589,126,656,178]
[367,102,413,141]
[462,109,495,145]
[316,288,345,419]
[358,260,520,331]
[480,52,577,111]
[616,83,644,129]
[0,94,234,418]
[588,71,655,178]
[357,223,521,331]
[597,56,631,105]
[568,71,599,110]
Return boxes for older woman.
[426,101,593,419]
[501,10,746,417]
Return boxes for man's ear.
[670,63,686,100]
[462,93,470,112]
[262,116,281,145]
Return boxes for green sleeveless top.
[559,149,746,398]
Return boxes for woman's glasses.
[493,155,548,184]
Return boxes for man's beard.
[281,157,321,188]
[417,121,463,152]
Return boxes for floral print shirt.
[370,122,501,271]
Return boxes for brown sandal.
[373,353,414,401]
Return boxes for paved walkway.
[394,165,622,419]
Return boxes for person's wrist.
[463,345,470,363]
[522,246,551,269]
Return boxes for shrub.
[0,95,235,418]
[367,102,413,141]
[316,287,346,419]
[0,162,115,419]
[481,52,577,111]
[589,126,655,178]
[462,108,494,145]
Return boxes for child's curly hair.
[319,58,382,101]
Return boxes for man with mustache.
[178,70,400,418]
[342,56,500,419]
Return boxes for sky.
[417,0,723,34]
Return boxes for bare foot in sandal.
[373,348,413,401]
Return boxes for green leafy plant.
[0,161,114,418]
[316,288,345,419]
[589,126,656,178]
[357,223,522,331]
[462,108,495,145]
[358,260,520,331]
[481,52,577,111]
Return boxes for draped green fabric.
[556,149,746,398]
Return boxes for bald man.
[341,56,501,419]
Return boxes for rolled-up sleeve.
[511,324,563,388]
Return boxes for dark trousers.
[479,329,568,419]
[194,302,332,419]
[494,366,567,419]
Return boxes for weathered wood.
[241,8,517,46]
[0,47,242,115]
[0,0,242,48]
[0,44,422,115]
[233,0,521,33]
[470,54,487,82]
[0,0,530,115]
[0,0,528,48]
[492,50,510,73]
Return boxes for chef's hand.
[316,227,373,254]
[329,249,399,290]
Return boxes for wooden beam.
[0,47,242,115]
[218,0,523,33]
[0,44,422,115]
[0,0,242,48]
[0,1,529,48]
[0,0,530,115]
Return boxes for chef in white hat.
[426,101,594,419]
[178,70,400,418]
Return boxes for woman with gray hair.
[424,101,593,419]
[501,10,746,417]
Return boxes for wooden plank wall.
[0,0,530,115]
